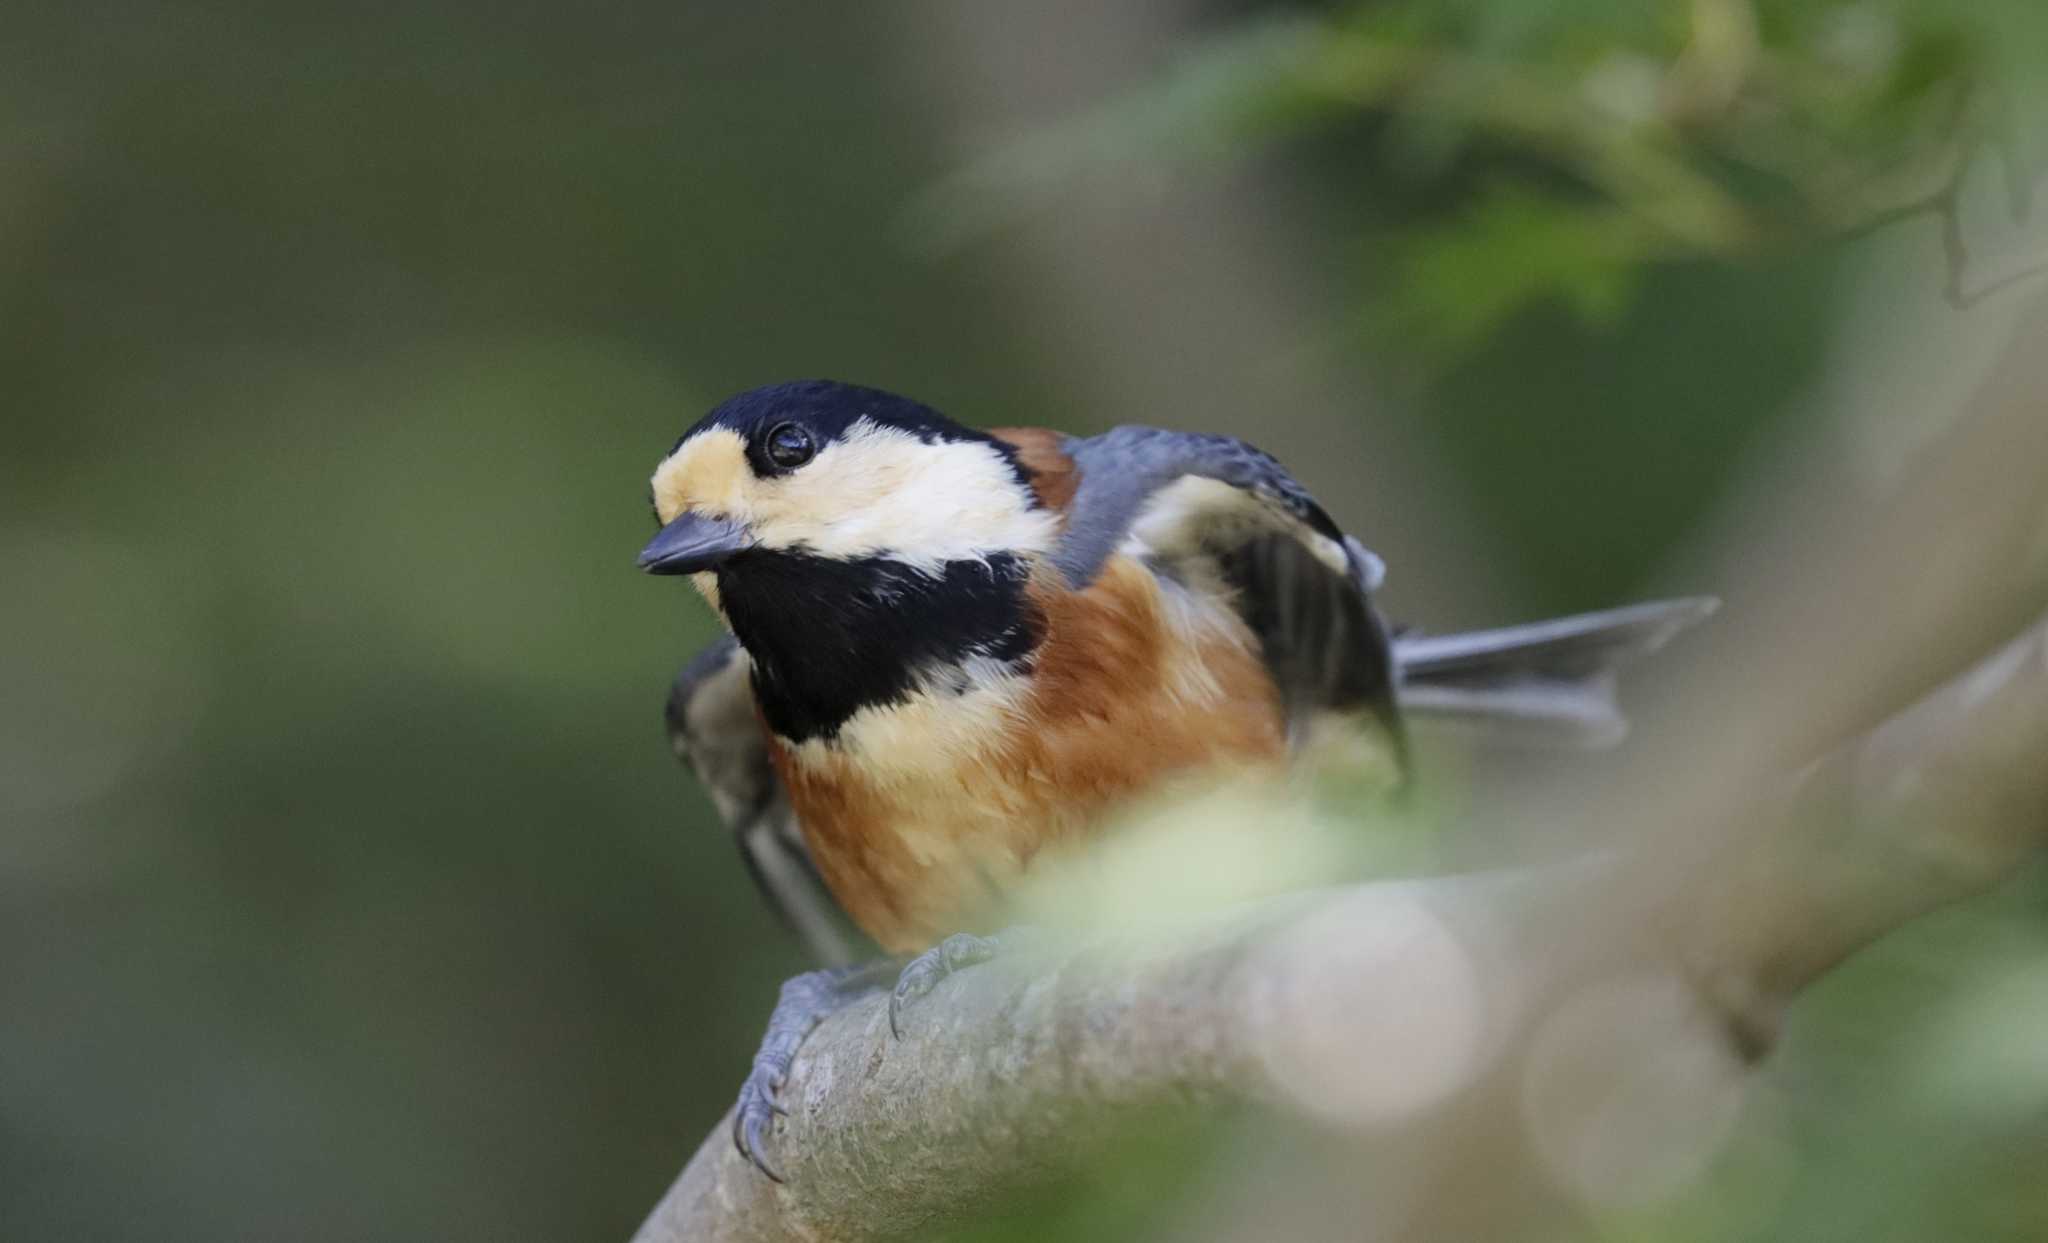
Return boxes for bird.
[642,379,1712,1178]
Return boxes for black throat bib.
[715,550,1041,744]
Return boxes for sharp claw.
[888,931,1013,1040]
[731,1075,787,1181]
[889,970,932,1039]
[729,960,894,1181]
[743,1109,784,1182]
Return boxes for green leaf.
[1396,184,1651,351]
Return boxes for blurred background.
[5,1,2046,1238]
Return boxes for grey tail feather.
[1392,597,1717,747]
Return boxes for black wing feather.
[1060,426,1403,749]
[665,635,870,967]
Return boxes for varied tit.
[644,379,1712,1177]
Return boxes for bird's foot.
[734,960,892,1180]
[889,926,1039,1039]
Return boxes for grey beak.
[638,513,754,575]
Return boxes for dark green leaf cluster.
[929,0,2048,351]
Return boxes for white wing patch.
[1122,475,1351,575]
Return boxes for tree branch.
[633,15,2048,1227]
[632,612,2048,1242]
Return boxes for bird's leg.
[888,925,1042,1038]
[734,959,895,1180]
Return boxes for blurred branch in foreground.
[628,116,2048,1226]
[622,8,2048,1233]
[623,210,2048,1228]
[629,274,2048,1235]
[631,605,2046,1242]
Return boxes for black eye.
[763,422,815,469]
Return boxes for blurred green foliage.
[935,0,2048,351]
[3,1,2044,1240]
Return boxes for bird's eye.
[764,422,815,469]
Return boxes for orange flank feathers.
[989,426,1081,513]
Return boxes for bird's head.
[642,381,1063,741]
[639,380,1059,602]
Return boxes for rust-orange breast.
[770,555,1287,953]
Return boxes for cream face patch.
[650,419,1060,573]
[651,428,751,523]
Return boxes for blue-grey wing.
[1057,426,1401,742]
[665,635,868,967]
[1043,427,1717,751]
